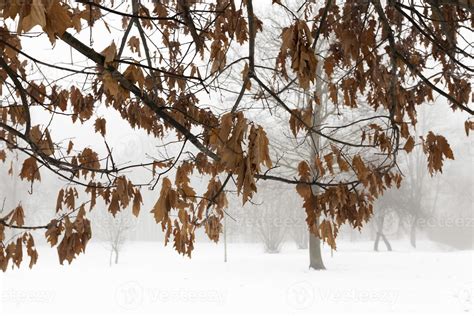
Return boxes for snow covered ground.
[0,240,472,315]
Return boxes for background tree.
[252,184,290,254]
[93,208,137,265]
[0,0,472,271]
[288,197,309,250]
[372,189,401,251]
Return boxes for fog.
[1,1,473,316]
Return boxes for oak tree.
[0,0,472,270]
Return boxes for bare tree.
[94,211,137,266]
[0,0,471,270]
[288,207,309,250]
[247,185,289,253]
[372,207,396,251]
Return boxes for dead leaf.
[19,0,46,33]
[101,41,117,65]
[403,136,415,153]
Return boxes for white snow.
[0,240,472,315]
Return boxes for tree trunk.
[223,215,228,263]
[374,215,392,251]
[381,233,392,251]
[297,229,309,249]
[307,55,326,270]
[374,232,380,251]
[309,218,326,270]
[410,217,417,248]
[374,232,392,251]
[114,249,119,264]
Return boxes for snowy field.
[0,240,472,316]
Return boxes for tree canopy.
[0,0,472,270]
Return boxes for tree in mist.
[424,137,473,249]
[93,210,137,265]
[371,107,452,249]
[288,202,309,250]
[255,206,287,254]
[251,185,290,253]
[256,8,357,267]
[226,184,291,253]
[372,189,401,251]
[0,0,472,271]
